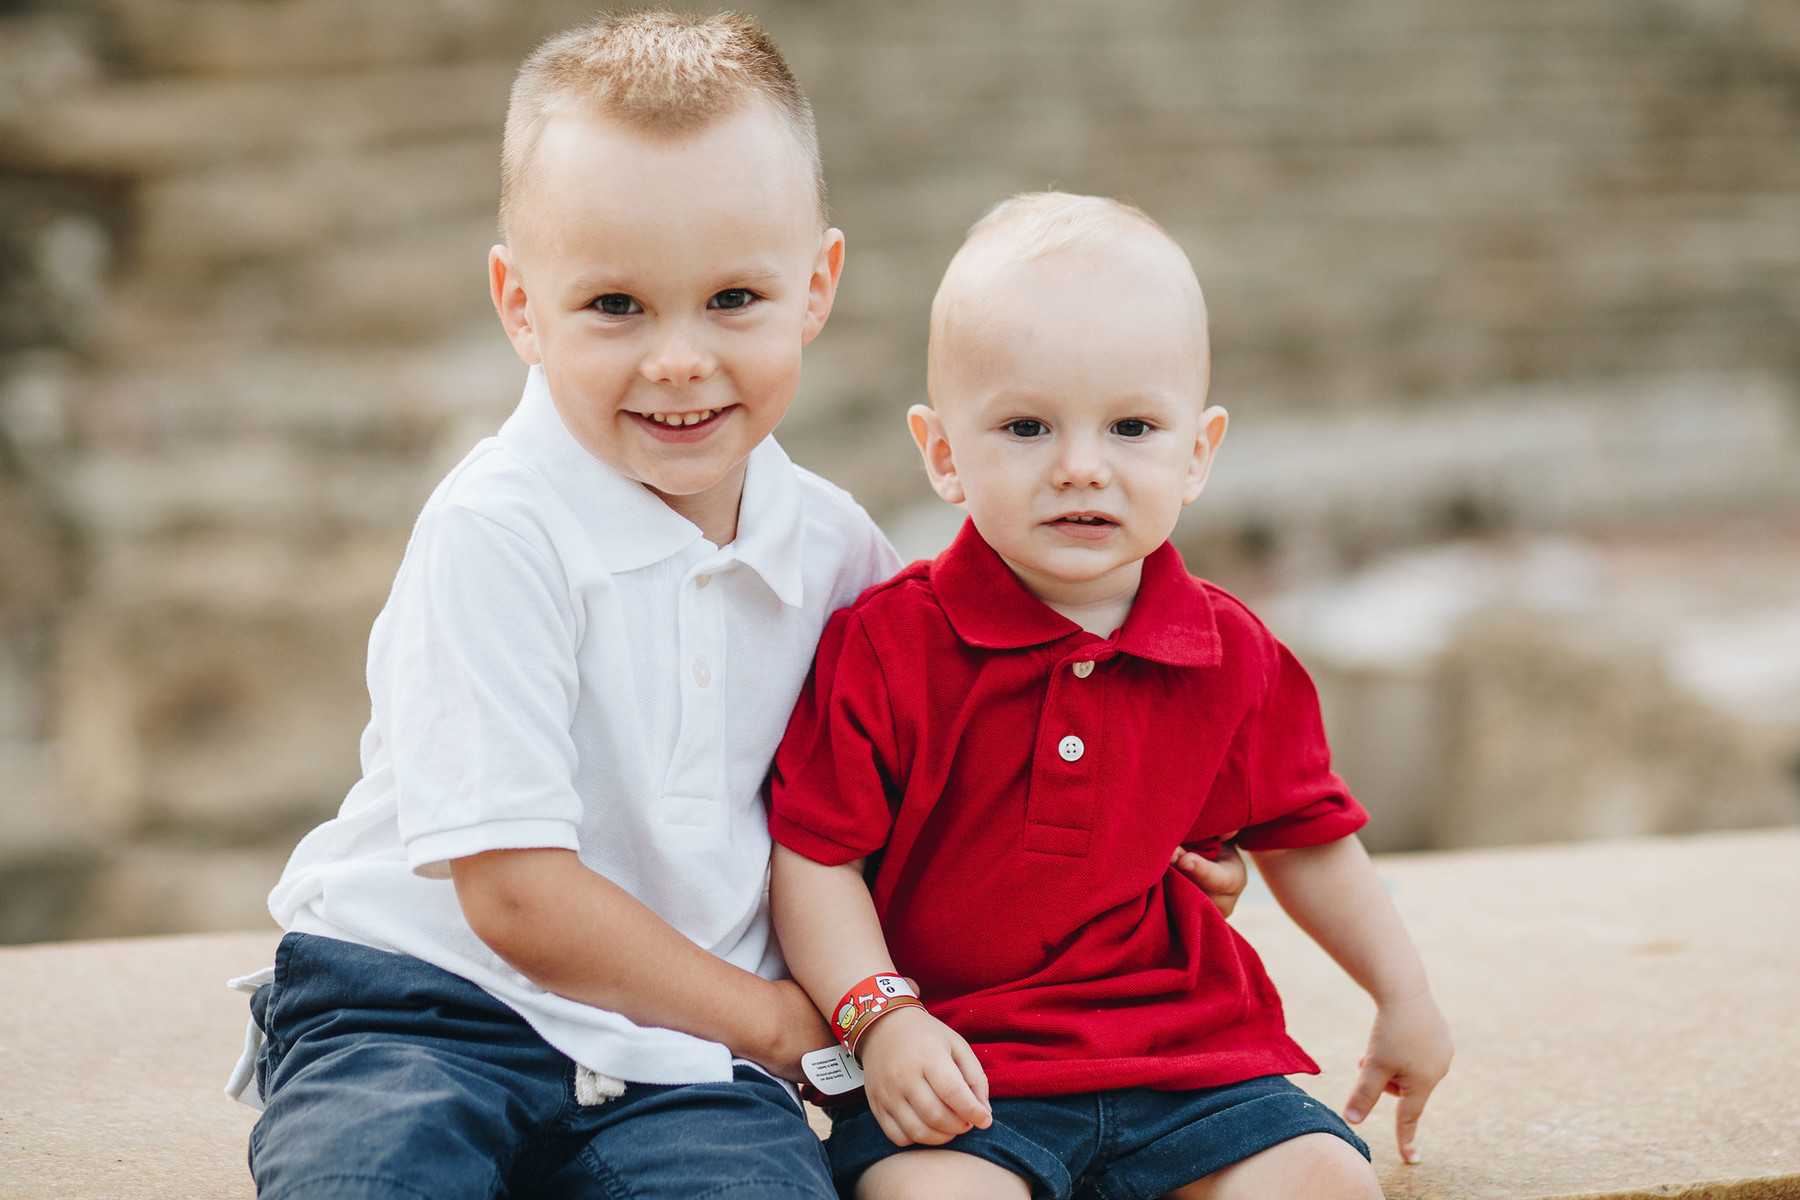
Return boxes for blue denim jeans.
[827,1074,1368,1200]
[248,933,835,1200]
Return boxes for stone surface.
[1255,830,1800,1199]
[1,831,1797,1198]
[0,930,268,1199]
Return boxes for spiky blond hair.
[500,10,825,239]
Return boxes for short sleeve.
[1231,641,1368,851]
[767,609,900,866]
[379,503,585,877]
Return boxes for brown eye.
[1004,420,1047,438]
[1113,419,1150,438]
[593,294,641,316]
[709,288,756,310]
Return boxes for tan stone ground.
[1,829,1795,1199]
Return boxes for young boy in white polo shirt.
[231,14,896,1199]
[230,16,1249,1199]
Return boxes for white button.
[1057,735,1084,762]
[695,573,712,589]
[692,659,711,687]
[1072,661,1094,679]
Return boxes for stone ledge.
[0,829,1795,1199]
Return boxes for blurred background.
[0,0,1796,943]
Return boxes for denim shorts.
[825,1074,1368,1200]
[248,932,835,1200]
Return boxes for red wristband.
[831,974,922,1054]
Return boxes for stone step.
[0,63,512,176]
[1,830,1794,1198]
[133,138,499,265]
[83,0,581,75]
[1265,527,1800,853]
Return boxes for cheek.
[960,457,1034,515]
[550,328,638,383]
[727,328,801,386]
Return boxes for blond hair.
[500,10,824,239]
[929,192,1209,396]
[958,192,1173,262]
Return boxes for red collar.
[930,519,1223,667]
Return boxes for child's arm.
[450,847,831,1083]
[1247,835,1453,1164]
[769,844,993,1146]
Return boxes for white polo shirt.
[268,365,901,1085]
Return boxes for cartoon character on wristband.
[834,974,923,1054]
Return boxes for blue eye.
[710,288,756,310]
[1113,419,1151,437]
[593,294,641,316]
[1004,419,1047,438]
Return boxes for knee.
[1176,1132,1378,1200]
[856,1150,1032,1200]
[1271,1133,1381,1200]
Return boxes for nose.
[639,318,715,386]
[1052,430,1110,489]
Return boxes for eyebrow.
[713,263,787,289]
[568,263,790,297]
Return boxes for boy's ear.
[800,228,846,347]
[490,244,541,365]
[908,403,965,506]
[1182,406,1229,505]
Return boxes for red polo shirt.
[768,520,1367,1097]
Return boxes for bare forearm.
[1249,835,1430,1005]
[450,848,808,1066]
[770,843,898,1012]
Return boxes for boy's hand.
[1171,841,1247,918]
[854,1005,993,1147]
[1342,992,1453,1164]
[746,979,838,1084]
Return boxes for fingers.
[861,1014,997,1148]
[943,1041,993,1128]
[1392,1075,1439,1164]
[869,1103,915,1148]
[1341,1056,1390,1128]
[952,1038,991,1109]
[874,1076,974,1147]
[1171,843,1248,918]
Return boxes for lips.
[644,408,723,427]
[1046,512,1120,540]
[629,406,733,437]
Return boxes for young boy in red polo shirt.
[767,192,1452,1200]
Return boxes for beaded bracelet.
[831,973,923,1054]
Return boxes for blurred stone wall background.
[0,0,1796,942]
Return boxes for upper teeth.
[649,410,719,426]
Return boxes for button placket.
[1023,652,1102,856]
[661,561,729,826]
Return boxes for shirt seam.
[430,495,580,628]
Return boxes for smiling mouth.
[642,408,726,428]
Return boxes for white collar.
[497,366,806,607]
